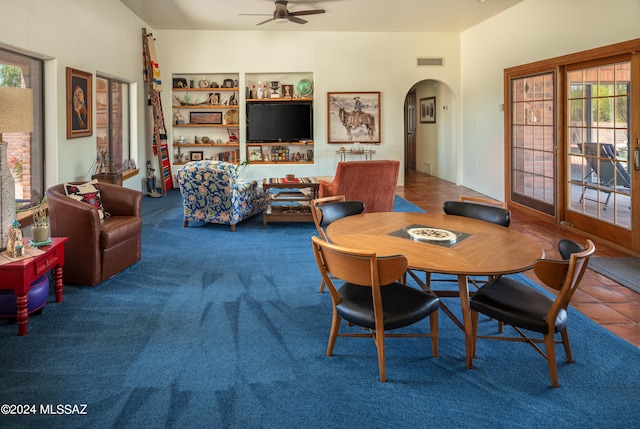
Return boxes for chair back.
[534,239,595,320]
[557,239,584,261]
[311,236,407,296]
[578,143,631,188]
[443,200,511,227]
[321,160,400,213]
[311,196,365,240]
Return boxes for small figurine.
[7,220,24,257]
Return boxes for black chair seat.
[338,282,440,330]
[470,277,567,334]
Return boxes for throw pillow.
[63,179,109,219]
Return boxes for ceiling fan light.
[274,17,289,23]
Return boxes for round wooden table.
[326,211,544,368]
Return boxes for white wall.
[155,30,461,185]
[1,0,149,190]
[460,0,640,200]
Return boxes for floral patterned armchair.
[177,160,264,231]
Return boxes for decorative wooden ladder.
[142,28,172,195]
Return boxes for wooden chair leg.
[230,224,237,232]
[561,329,573,363]
[375,329,386,382]
[319,279,326,293]
[545,333,559,388]
[326,311,341,357]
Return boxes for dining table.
[326,211,545,369]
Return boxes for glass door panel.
[565,60,632,232]
[510,72,555,215]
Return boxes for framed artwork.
[66,67,93,139]
[208,93,220,105]
[248,145,263,161]
[327,92,380,144]
[420,97,436,124]
[282,84,294,98]
[189,151,204,161]
[190,111,222,125]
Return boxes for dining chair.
[558,238,585,260]
[469,239,595,388]
[413,199,512,291]
[311,235,440,382]
[311,196,365,293]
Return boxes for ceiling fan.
[240,1,326,26]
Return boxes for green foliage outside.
[0,64,22,87]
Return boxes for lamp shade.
[0,87,33,133]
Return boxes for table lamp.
[0,86,33,251]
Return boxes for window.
[0,48,44,209]
[95,75,130,173]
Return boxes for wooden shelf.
[246,97,313,102]
[172,105,238,109]
[247,141,314,146]
[173,87,239,91]
[249,161,314,165]
[173,143,239,147]
[174,124,239,128]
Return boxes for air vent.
[417,57,444,66]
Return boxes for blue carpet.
[1,190,639,428]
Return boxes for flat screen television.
[246,101,313,143]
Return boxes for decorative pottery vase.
[198,77,209,88]
[32,225,50,243]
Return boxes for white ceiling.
[120,0,523,33]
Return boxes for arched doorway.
[404,79,459,185]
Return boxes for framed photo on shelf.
[208,93,220,105]
[327,91,380,144]
[190,111,222,125]
[419,97,436,124]
[248,146,263,161]
[66,67,93,139]
[282,84,294,98]
[189,151,204,161]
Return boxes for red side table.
[0,237,67,336]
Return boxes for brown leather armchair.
[46,182,142,286]
[318,160,400,213]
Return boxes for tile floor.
[398,170,640,348]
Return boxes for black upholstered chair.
[443,200,511,227]
[470,239,596,388]
[311,196,365,293]
[311,236,439,382]
[558,239,585,261]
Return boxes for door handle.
[635,147,640,170]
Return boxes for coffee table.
[262,177,320,228]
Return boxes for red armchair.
[318,160,400,213]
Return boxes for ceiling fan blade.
[289,9,325,17]
[288,16,308,24]
[239,14,272,16]
[256,17,276,26]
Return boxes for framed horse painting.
[327,92,380,144]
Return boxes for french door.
[506,40,640,252]
[564,55,637,249]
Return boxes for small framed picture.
[66,67,93,139]
[282,84,294,98]
[208,93,220,105]
[189,151,204,161]
[419,97,436,124]
[190,111,222,124]
[248,145,263,161]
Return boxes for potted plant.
[31,199,50,243]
